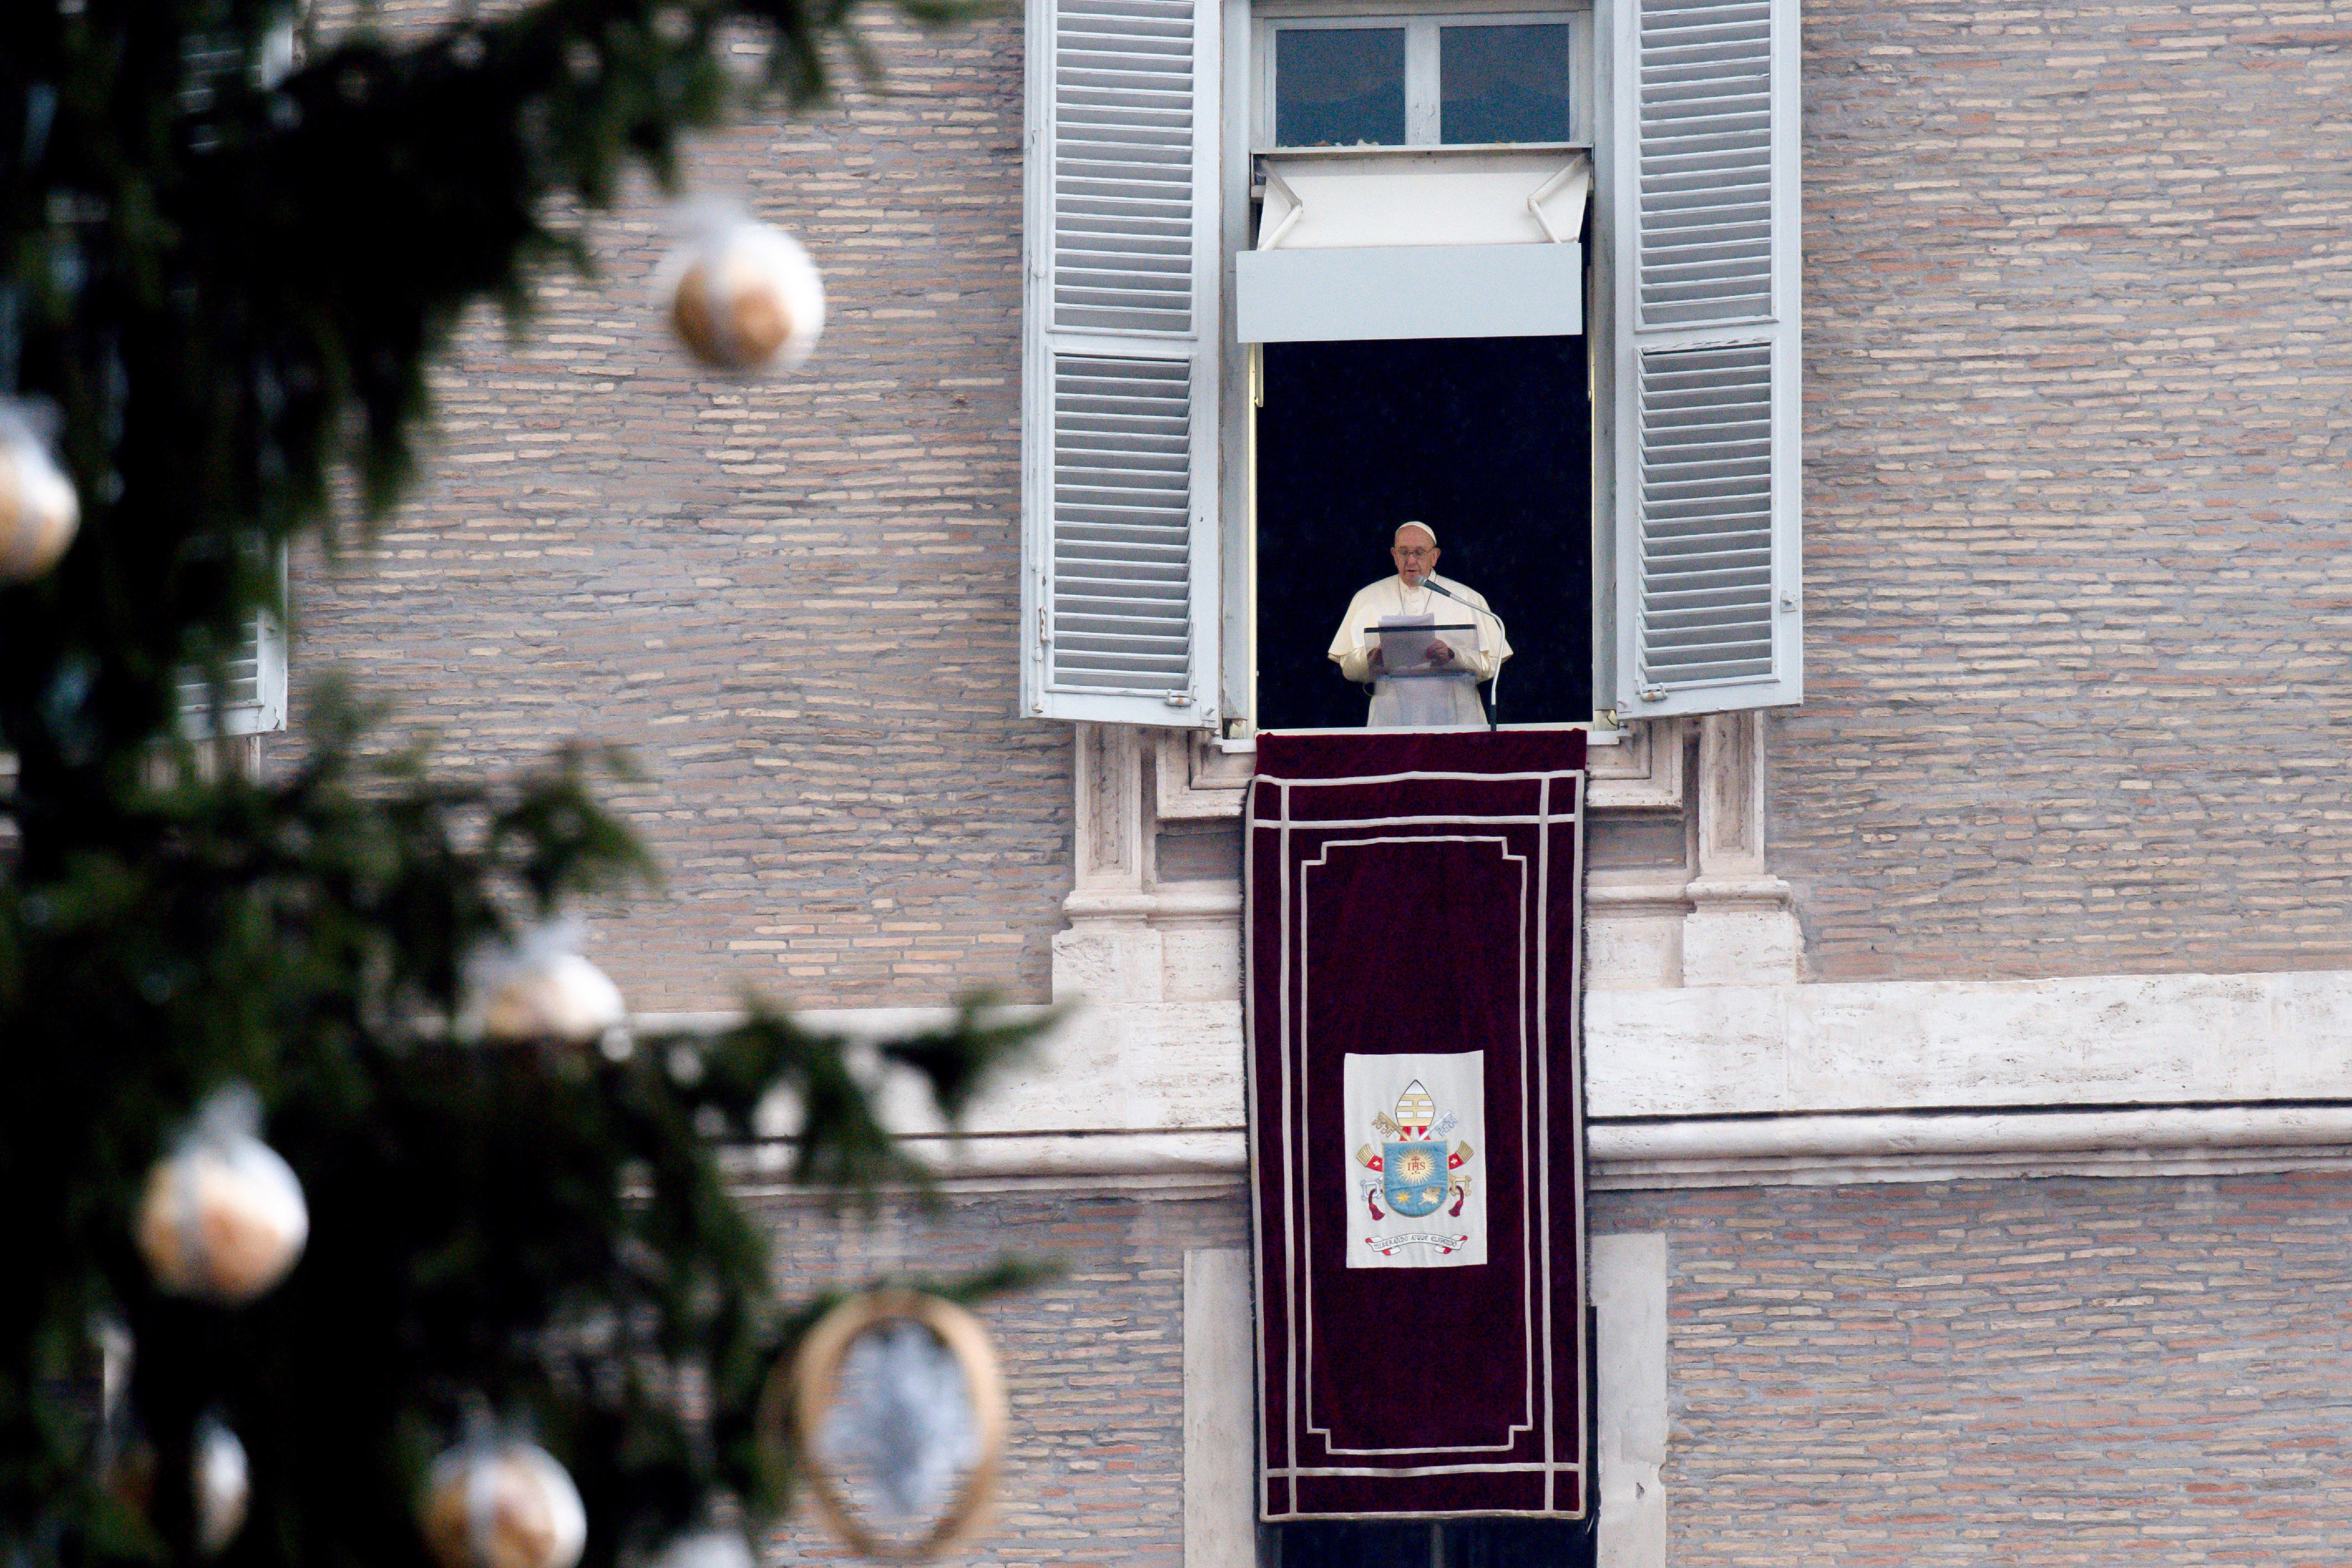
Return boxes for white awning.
[1234,147,1588,343]
[1235,244,1583,342]
[1255,147,1590,250]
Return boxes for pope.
[1326,521,1511,728]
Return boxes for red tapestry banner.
[1248,729,1588,1522]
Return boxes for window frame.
[1251,1,1594,152]
[1226,0,1595,736]
[1026,0,1798,737]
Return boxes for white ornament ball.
[649,1527,754,1568]
[194,1416,250,1556]
[419,1439,587,1568]
[136,1087,309,1306]
[0,408,79,583]
[477,951,626,1044]
[663,217,824,374]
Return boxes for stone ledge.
[1586,967,2352,1119]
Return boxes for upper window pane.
[1275,28,1407,148]
[1439,23,1572,144]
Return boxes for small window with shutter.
[177,556,289,741]
[176,611,288,741]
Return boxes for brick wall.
[744,1173,2352,1566]
[298,0,2352,1003]
[1782,0,2352,981]
[290,11,1065,1011]
[1598,1170,2352,1564]
[742,1180,1250,1567]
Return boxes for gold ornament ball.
[666,223,824,374]
[0,433,79,583]
[419,1440,586,1568]
[136,1132,309,1305]
[478,951,627,1044]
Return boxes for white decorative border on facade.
[673,960,2352,1189]
[1587,967,2352,1118]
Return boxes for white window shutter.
[1022,0,1224,727]
[176,610,287,740]
[1602,0,1800,718]
[178,554,289,740]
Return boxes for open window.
[1021,0,1802,733]
[1251,336,1591,728]
[1235,3,1595,731]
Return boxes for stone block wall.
[1597,1170,2352,1564]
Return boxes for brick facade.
[743,1181,1250,1567]
[294,0,2352,1007]
[741,1174,2352,1566]
[292,11,1060,1012]
[1596,1170,2352,1565]
[263,8,2352,1567]
[1781,0,2352,982]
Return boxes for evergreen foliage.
[0,5,1036,1568]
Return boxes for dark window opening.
[1253,335,1593,732]
[1262,1517,1597,1568]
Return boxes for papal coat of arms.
[1343,1057,1486,1268]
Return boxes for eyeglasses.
[1392,546,1433,560]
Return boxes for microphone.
[1414,575,1502,728]
[1412,576,1468,663]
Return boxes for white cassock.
[1328,574,1512,728]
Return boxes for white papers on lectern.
[1371,614,1481,678]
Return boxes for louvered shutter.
[177,611,287,739]
[178,557,289,741]
[1601,0,1801,717]
[1021,0,1223,727]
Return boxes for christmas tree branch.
[0,0,980,785]
[4,5,1050,1561]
